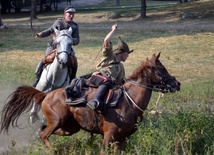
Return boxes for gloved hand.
[35,33,41,38]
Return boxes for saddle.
[42,50,56,64]
[42,50,77,67]
[65,77,123,108]
[42,49,77,81]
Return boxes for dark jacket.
[38,18,80,46]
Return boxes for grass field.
[0,0,214,154]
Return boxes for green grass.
[0,0,214,154]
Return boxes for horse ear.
[152,52,161,60]
[150,53,157,65]
[152,53,156,58]
[157,52,161,59]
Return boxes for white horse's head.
[54,27,73,69]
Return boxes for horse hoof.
[29,112,39,124]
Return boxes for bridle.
[125,65,172,93]
[125,80,170,93]
[55,33,72,63]
[122,65,172,116]
[45,33,72,91]
[56,50,71,63]
[45,65,69,91]
[55,33,72,59]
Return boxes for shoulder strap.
[99,62,120,69]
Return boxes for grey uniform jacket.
[38,18,80,47]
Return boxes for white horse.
[30,27,73,123]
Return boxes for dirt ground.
[58,0,106,8]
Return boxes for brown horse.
[0,53,180,154]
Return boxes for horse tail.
[0,85,47,133]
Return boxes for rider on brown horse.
[32,6,80,87]
[86,24,133,110]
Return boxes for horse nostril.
[178,82,181,86]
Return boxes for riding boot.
[65,86,72,102]
[32,61,44,87]
[70,66,77,82]
[87,84,109,110]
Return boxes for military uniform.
[38,18,79,56]
[96,43,125,84]
[87,37,133,110]
[32,14,80,87]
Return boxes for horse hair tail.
[0,85,47,134]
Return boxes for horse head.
[128,52,180,93]
[54,27,73,69]
[147,52,180,92]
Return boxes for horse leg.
[29,102,41,123]
[114,138,126,154]
[54,116,81,136]
[101,132,126,155]
[54,126,80,136]
[39,118,60,148]
[100,132,115,155]
[39,103,61,147]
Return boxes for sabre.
[91,23,118,67]
[30,7,36,35]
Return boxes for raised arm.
[104,24,117,48]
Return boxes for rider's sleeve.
[71,22,80,46]
[102,43,113,57]
[37,28,52,38]
[37,19,61,38]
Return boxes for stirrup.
[86,100,99,110]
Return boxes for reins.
[45,62,69,91]
[122,86,144,113]
[125,80,170,93]
[56,50,71,62]
[46,33,72,90]
[122,80,166,116]
[44,51,70,91]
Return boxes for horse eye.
[159,66,165,72]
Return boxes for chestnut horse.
[0,53,180,154]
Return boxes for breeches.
[90,73,112,86]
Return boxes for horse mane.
[127,53,160,81]
[127,60,150,81]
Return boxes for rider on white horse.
[32,6,80,87]
[30,27,74,124]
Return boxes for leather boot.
[87,84,110,110]
[32,61,44,87]
[65,86,72,102]
[70,66,77,82]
